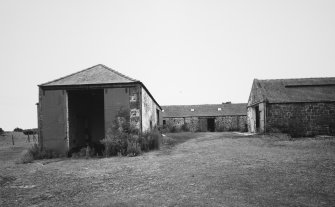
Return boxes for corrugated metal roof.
[248,77,335,106]
[162,103,247,118]
[40,64,138,86]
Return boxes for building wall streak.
[141,87,159,132]
[129,86,141,131]
[104,88,130,134]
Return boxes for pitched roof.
[162,103,247,118]
[39,64,162,110]
[40,64,138,86]
[248,77,335,106]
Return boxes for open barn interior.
[67,89,105,155]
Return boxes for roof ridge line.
[162,103,247,107]
[100,64,138,82]
[258,77,335,81]
[39,64,102,86]
[39,64,138,86]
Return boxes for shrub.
[17,150,34,164]
[101,129,129,157]
[28,143,40,158]
[140,128,161,151]
[0,128,4,135]
[101,107,163,157]
[17,143,59,164]
[126,135,142,156]
[101,127,162,157]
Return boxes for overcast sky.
[1,0,335,130]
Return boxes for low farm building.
[162,103,247,132]
[37,64,162,154]
[247,77,335,137]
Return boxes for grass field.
[1,132,334,206]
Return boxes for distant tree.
[0,128,4,135]
[14,127,23,132]
[23,129,35,135]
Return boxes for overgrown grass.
[162,132,205,146]
[16,143,59,164]
[100,129,162,157]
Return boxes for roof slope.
[248,77,335,106]
[40,64,138,86]
[162,103,247,118]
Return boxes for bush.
[101,131,129,157]
[100,107,163,157]
[140,128,161,151]
[17,143,59,164]
[101,127,161,157]
[127,135,142,156]
[0,128,4,135]
[17,150,34,164]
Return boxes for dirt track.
[1,132,335,206]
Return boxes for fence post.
[12,135,15,145]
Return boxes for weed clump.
[16,143,59,164]
[100,108,162,157]
[17,150,34,164]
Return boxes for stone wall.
[185,117,199,132]
[266,102,335,137]
[163,115,247,132]
[215,116,247,132]
[165,117,185,130]
[238,116,248,132]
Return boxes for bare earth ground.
[1,132,335,207]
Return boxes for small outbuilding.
[247,77,335,137]
[38,64,162,154]
[162,103,247,132]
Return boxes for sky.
[0,0,335,131]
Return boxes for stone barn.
[37,64,162,154]
[162,103,247,132]
[247,77,335,137]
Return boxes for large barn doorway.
[67,89,105,155]
[199,118,216,132]
[207,118,215,132]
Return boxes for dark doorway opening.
[156,109,160,126]
[68,89,105,155]
[207,118,215,132]
[255,106,260,131]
